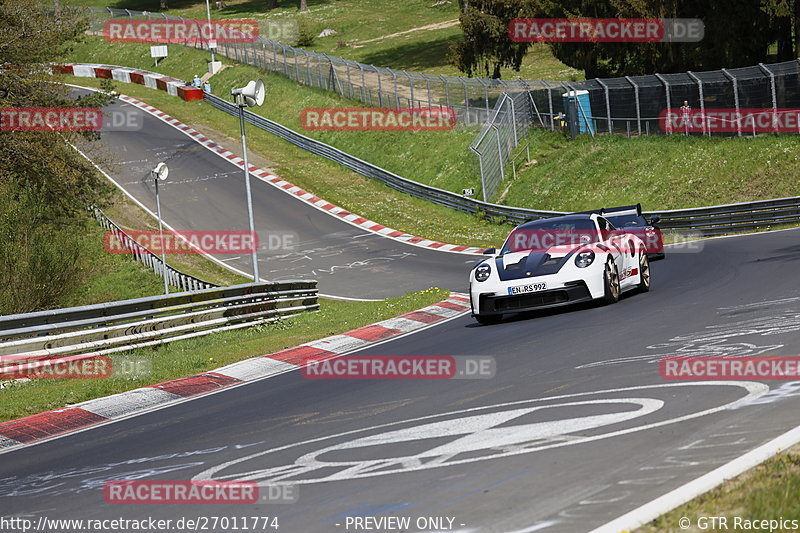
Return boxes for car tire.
[475,314,502,325]
[638,252,651,293]
[603,259,620,304]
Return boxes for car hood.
[493,246,579,281]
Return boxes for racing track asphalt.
[3,227,799,532]
[71,88,473,299]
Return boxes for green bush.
[295,20,315,48]
[0,186,91,314]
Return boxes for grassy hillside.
[66,0,583,80]
[502,129,800,211]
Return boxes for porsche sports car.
[469,213,650,325]
[579,204,665,260]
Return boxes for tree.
[300,0,308,11]
[0,0,115,312]
[762,0,799,60]
[450,0,781,78]
[268,0,278,9]
[448,0,530,78]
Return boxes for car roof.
[516,213,597,230]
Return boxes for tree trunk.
[778,16,792,61]
[160,0,168,10]
[795,0,800,58]
[267,0,277,9]
[299,0,307,11]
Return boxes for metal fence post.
[541,80,555,130]
[493,124,505,196]
[626,76,642,135]
[477,78,490,118]
[406,72,415,107]
[655,73,672,134]
[721,68,741,136]
[426,76,432,108]
[759,63,779,132]
[392,71,400,107]
[346,60,353,99]
[460,77,470,122]
[470,146,487,202]
[595,79,612,133]
[506,93,518,146]
[687,71,707,136]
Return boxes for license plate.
[509,282,547,295]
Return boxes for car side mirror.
[650,215,661,225]
[483,247,496,255]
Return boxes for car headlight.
[475,263,491,282]
[575,250,595,268]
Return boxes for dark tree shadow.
[358,35,459,72]
[106,0,333,16]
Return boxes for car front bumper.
[473,281,593,316]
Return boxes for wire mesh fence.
[83,8,800,201]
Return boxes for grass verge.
[58,215,168,308]
[67,0,584,80]
[639,443,800,532]
[0,287,449,422]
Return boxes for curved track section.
[73,87,472,299]
[3,228,800,532]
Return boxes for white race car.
[469,213,650,325]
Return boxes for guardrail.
[204,93,800,235]
[92,207,217,292]
[0,281,319,374]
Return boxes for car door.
[598,216,627,277]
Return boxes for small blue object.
[203,82,211,93]
[192,75,202,88]
[562,90,596,134]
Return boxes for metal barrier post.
[721,68,742,137]
[596,79,613,133]
[687,72,707,136]
[759,63,779,132]
[655,73,672,134]
[626,76,642,136]
[542,80,555,130]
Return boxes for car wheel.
[603,259,620,304]
[475,314,502,325]
[638,252,651,292]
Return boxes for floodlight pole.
[154,173,169,295]
[237,101,260,282]
[205,0,215,63]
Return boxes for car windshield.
[501,219,599,254]
[607,214,646,227]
